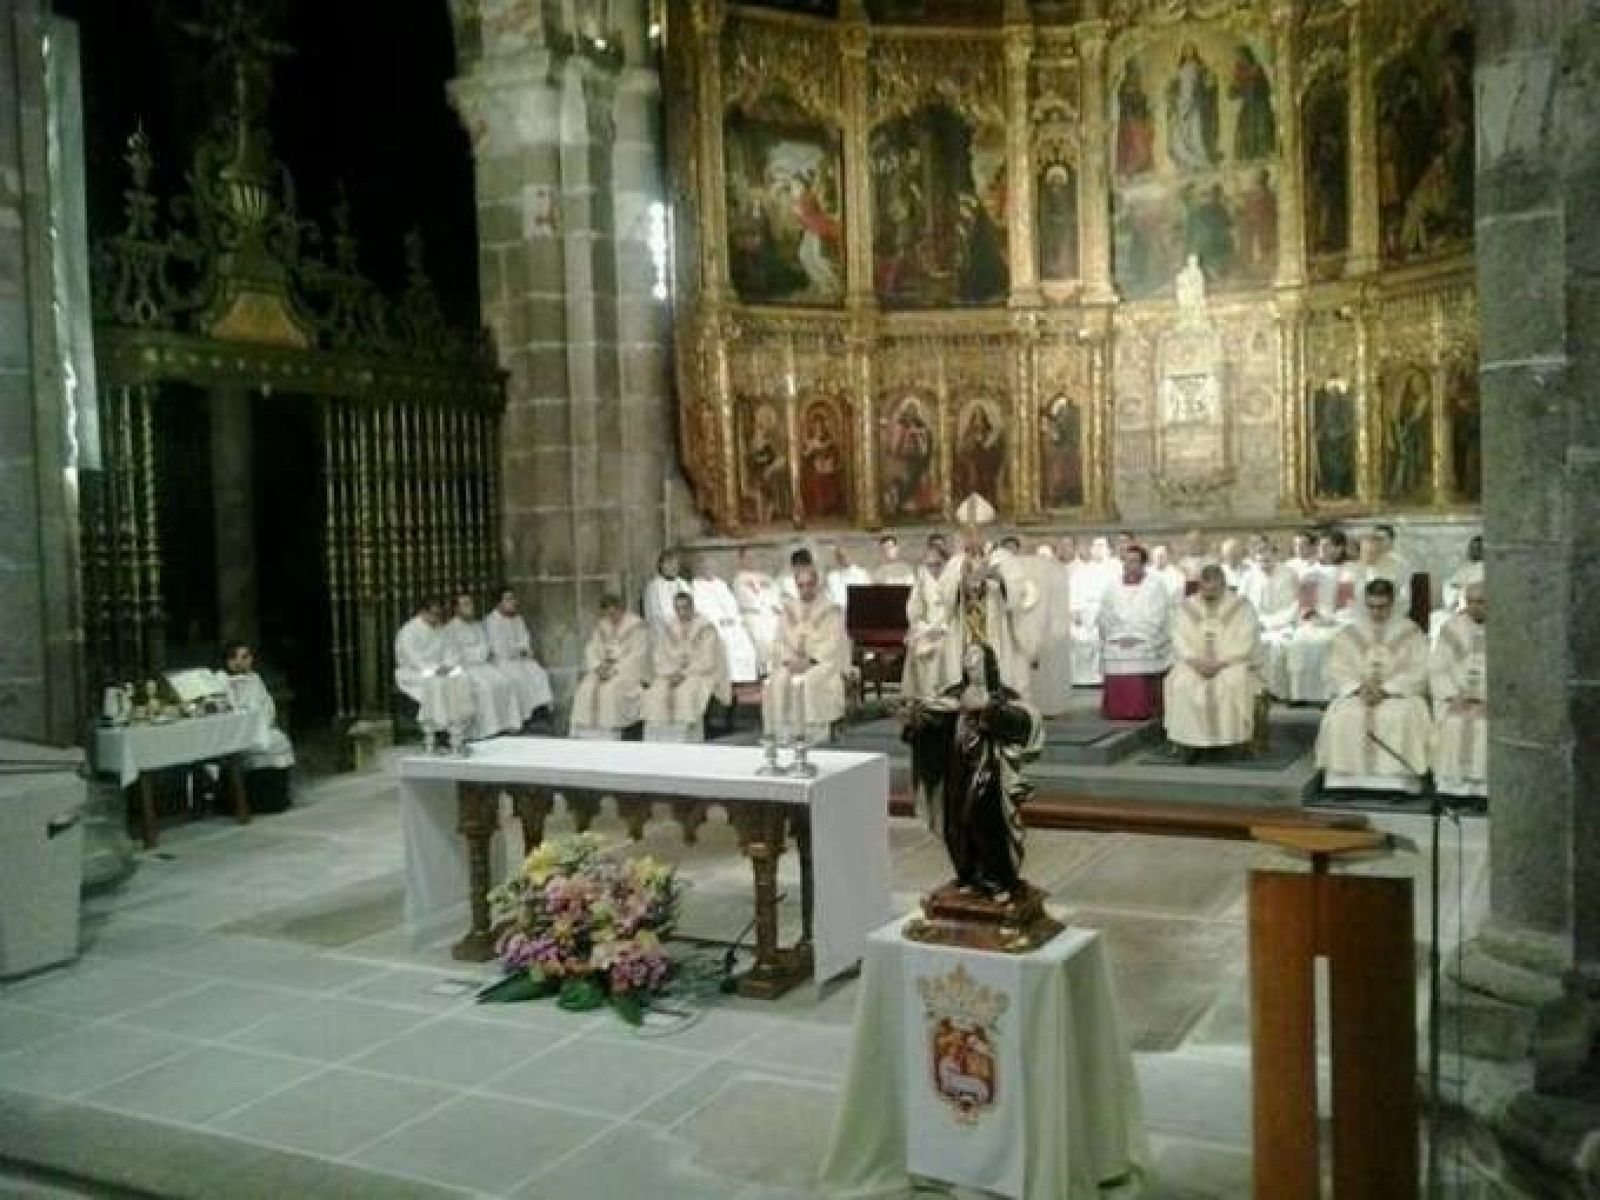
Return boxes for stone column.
[1453,3,1600,1190]
[0,4,86,745]
[1076,19,1114,305]
[451,0,673,706]
[1003,5,1039,308]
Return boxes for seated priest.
[1431,579,1488,798]
[1314,578,1432,794]
[641,592,731,742]
[690,557,761,684]
[1240,540,1299,700]
[394,599,476,749]
[733,546,783,670]
[778,546,813,603]
[873,533,916,585]
[763,559,850,743]
[940,494,1043,699]
[221,640,295,811]
[1097,544,1172,720]
[570,593,650,739]
[825,542,872,609]
[1164,565,1262,759]
[903,539,958,700]
[484,587,553,725]
[446,593,524,740]
[1432,533,1484,637]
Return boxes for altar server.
[733,546,783,670]
[1431,579,1487,798]
[221,641,295,773]
[690,558,760,683]
[394,599,476,745]
[641,592,730,742]
[1097,544,1172,719]
[1241,541,1299,697]
[903,541,958,700]
[1165,565,1262,755]
[872,534,916,586]
[570,593,650,739]
[484,588,553,722]
[1314,578,1432,794]
[1285,531,1318,580]
[1067,538,1106,685]
[1149,544,1187,610]
[643,549,690,639]
[446,594,524,739]
[825,543,872,608]
[763,561,850,742]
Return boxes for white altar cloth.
[95,712,260,788]
[396,737,892,983]
[821,916,1147,1200]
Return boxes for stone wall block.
[1488,739,1575,939]
[1481,362,1568,543]
[1476,212,1566,364]
[514,239,567,298]
[0,296,28,370]
[571,445,601,507]
[1484,550,1572,745]
[524,296,569,344]
[1565,453,1600,678]
[619,344,666,401]
[1569,685,1600,968]
[518,511,574,578]
[504,398,570,450]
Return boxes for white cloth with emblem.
[96,711,261,789]
[396,737,891,984]
[821,916,1147,1200]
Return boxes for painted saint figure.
[1228,44,1277,161]
[1039,394,1085,509]
[1114,59,1155,177]
[954,404,1005,504]
[799,404,848,519]
[1166,43,1221,172]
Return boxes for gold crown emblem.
[916,963,1010,1028]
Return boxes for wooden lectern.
[1248,827,1418,1199]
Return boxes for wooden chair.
[846,585,911,702]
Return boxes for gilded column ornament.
[1076,20,1114,305]
[1276,297,1306,512]
[691,0,731,305]
[840,19,873,309]
[1428,291,1449,505]
[1088,319,1116,519]
[1270,2,1306,289]
[1003,18,1040,308]
[136,385,164,671]
[1346,1,1378,276]
[1013,312,1041,520]
[849,317,878,526]
[1354,301,1376,506]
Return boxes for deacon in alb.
[872,534,916,585]
[733,546,783,669]
[1314,579,1432,793]
[1240,541,1299,700]
[1165,565,1262,754]
[643,549,690,640]
[763,561,850,743]
[902,540,959,700]
[484,587,553,722]
[446,593,523,740]
[690,557,760,683]
[1430,579,1487,798]
[221,641,295,773]
[394,599,475,747]
[569,593,650,739]
[640,592,730,742]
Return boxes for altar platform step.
[833,707,1162,767]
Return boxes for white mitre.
[955,492,997,529]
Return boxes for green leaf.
[558,976,606,1012]
[612,992,645,1026]
[476,973,548,1004]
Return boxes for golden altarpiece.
[83,12,504,728]
[664,0,1480,534]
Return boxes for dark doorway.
[154,386,219,667]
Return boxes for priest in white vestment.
[1149,544,1187,611]
[1164,565,1262,753]
[734,548,783,671]
[763,562,850,742]
[1432,534,1484,637]
[1241,542,1299,699]
[446,594,523,740]
[872,534,916,585]
[641,592,731,742]
[643,549,690,640]
[394,600,476,746]
[778,547,814,603]
[570,594,650,739]
[1362,525,1413,614]
[1067,539,1106,685]
[1218,538,1250,593]
[222,642,295,772]
[1285,532,1317,581]
[1176,529,1213,583]
[1098,544,1172,719]
[1431,580,1487,797]
[1315,579,1432,793]
[690,559,760,683]
[484,588,553,722]
[1029,541,1076,716]
[939,495,1043,699]
[902,543,959,700]
[825,543,872,609]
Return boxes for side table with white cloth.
[95,711,259,848]
[822,916,1148,1200]
[397,737,891,998]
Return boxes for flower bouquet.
[481,832,680,1024]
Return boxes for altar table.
[821,916,1147,1199]
[396,737,891,996]
[95,712,258,848]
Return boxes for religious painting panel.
[877,390,942,521]
[1375,24,1473,265]
[797,393,853,522]
[951,393,1008,508]
[724,106,846,307]
[1036,158,1079,284]
[736,395,795,525]
[1302,74,1349,266]
[1378,367,1434,506]
[1039,392,1086,510]
[1109,28,1281,299]
[1309,379,1359,503]
[1444,358,1480,503]
[870,103,1009,308]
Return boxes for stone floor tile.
[81,1045,318,1125]
[0,1004,84,1055]
[0,961,206,1020]
[728,1018,856,1079]
[0,1024,191,1098]
[228,995,433,1063]
[209,1068,454,1158]
[482,1035,710,1119]
[113,981,319,1041]
[678,1076,840,1193]
[347,1015,566,1087]
[514,1121,748,1200]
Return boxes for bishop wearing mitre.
[484,587,554,722]
[1164,565,1262,756]
[570,593,651,740]
[641,592,731,742]
[940,494,1042,699]
[1431,579,1487,798]
[1315,578,1432,793]
[394,598,476,748]
[763,559,850,743]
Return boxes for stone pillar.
[210,386,257,647]
[1076,19,1114,305]
[451,0,674,706]
[1453,2,1600,1190]
[0,4,86,745]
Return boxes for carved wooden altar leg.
[452,783,498,962]
[566,792,601,832]
[136,775,158,850]
[617,795,653,841]
[510,786,552,853]
[790,809,815,949]
[671,799,709,844]
[731,802,812,999]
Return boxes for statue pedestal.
[903,880,1063,954]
